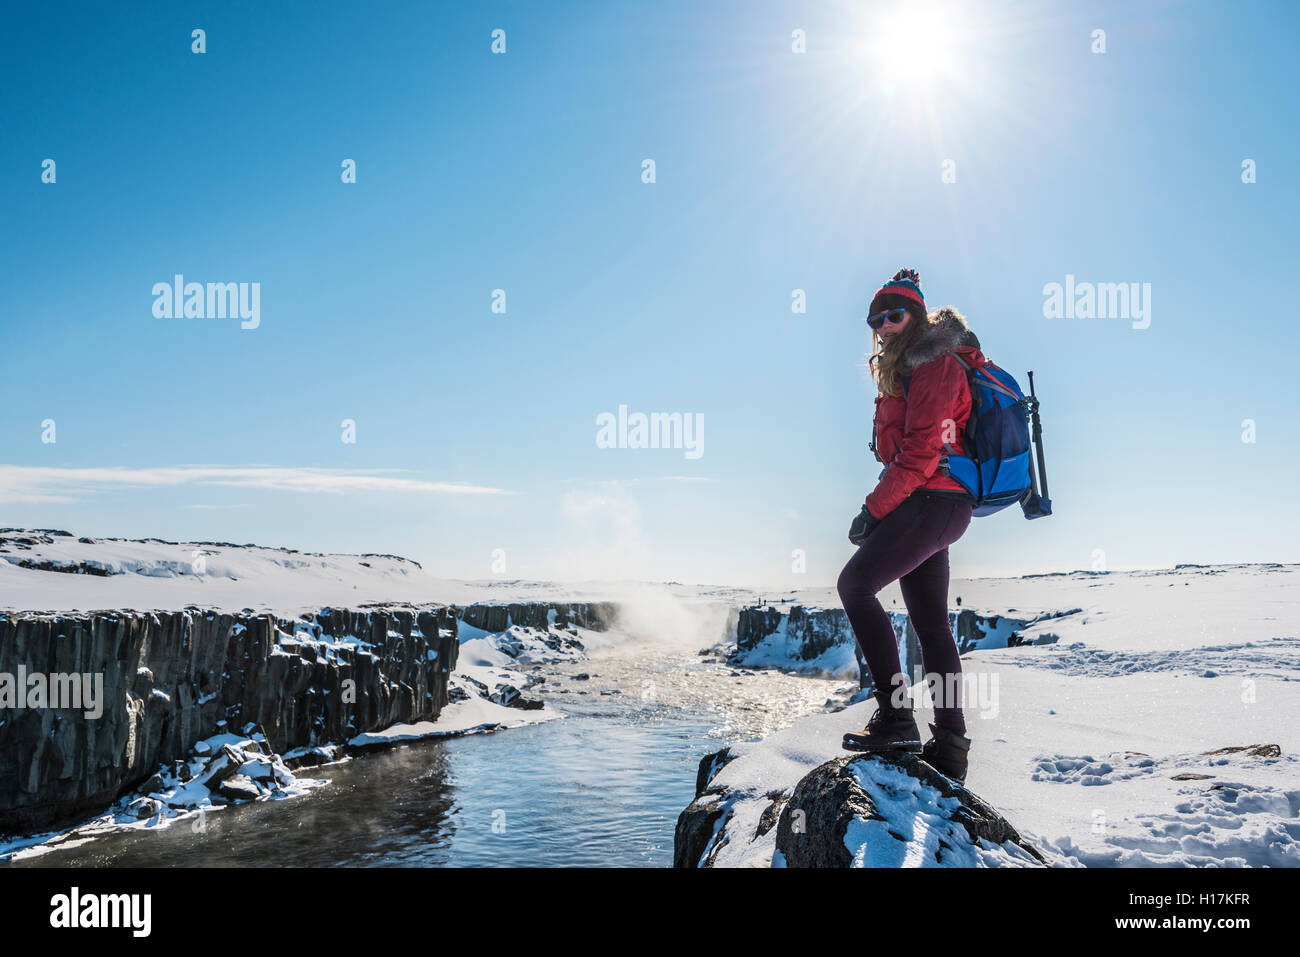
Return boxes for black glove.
[848,505,880,545]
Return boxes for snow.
[0,730,326,863]
[276,617,378,665]
[4,530,1298,868]
[696,616,1300,867]
[349,665,562,746]
[0,530,663,613]
[729,612,861,679]
[842,760,1042,867]
[658,564,1300,868]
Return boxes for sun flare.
[865,1,963,94]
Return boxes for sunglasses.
[867,307,910,330]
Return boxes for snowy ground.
[695,564,1300,867]
[3,530,1297,867]
[699,654,1300,867]
[0,529,674,613]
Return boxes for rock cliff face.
[0,606,458,835]
[733,604,1062,687]
[675,747,737,867]
[454,601,619,634]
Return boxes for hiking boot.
[842,690,923,753]
[920,723,972,782]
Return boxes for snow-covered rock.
[676,744,1045,868]
[0,730,325,862]
[731,603,1065,683]
[774,754,1045,867]
[347,664,561,748]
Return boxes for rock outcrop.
[733,603,1064,686]
[734,604,911,685]
[453,601,619,634]
[774,753,1046,867]
[675,746,1047,868]
[674,748,736,868]
[0,605,458,835]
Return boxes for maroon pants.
[836,490,973,734]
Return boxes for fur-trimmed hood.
[900,306,981,374]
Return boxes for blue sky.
[2,0,1298,586]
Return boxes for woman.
[837,267,984,783]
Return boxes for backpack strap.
[973,362,1022,401]
[899,352,970,475]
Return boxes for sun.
[863,0,963,94]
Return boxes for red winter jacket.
[864,307,987,520]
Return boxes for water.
[6,645,853,867]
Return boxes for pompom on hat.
[869,267,928,323]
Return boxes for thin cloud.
[0,465,512,504]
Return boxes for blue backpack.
[901,353,1053,519]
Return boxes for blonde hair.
[867,310,932,397]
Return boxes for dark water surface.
[9,650,848,867]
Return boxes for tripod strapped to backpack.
[1018,370,1052,520]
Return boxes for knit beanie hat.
[869,267,927,323]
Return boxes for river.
[6,640,853,867]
